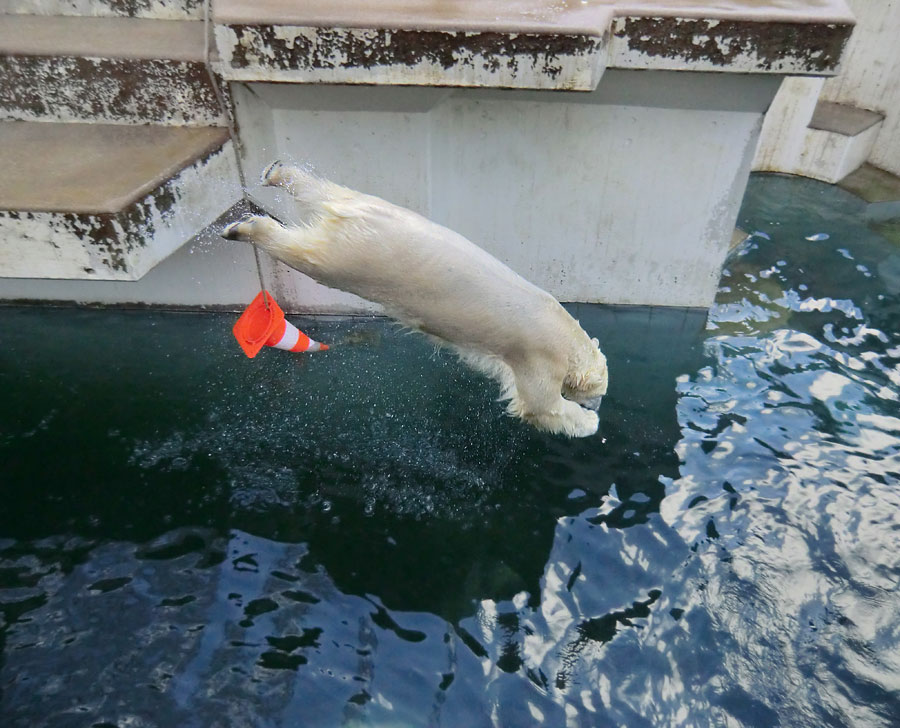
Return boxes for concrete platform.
[0,0,857,310]
[0,14,206,61]
[839,162,900,204]
[808,101,883,137]
[0,121,242,280]
[0,122,228,213]
[755,94,883,184]
[0,15,222,125]
[839,163,900,231]
[213,0,854,89]
[1,0,202,20]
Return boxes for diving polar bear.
[222,162,608,437]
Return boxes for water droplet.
[805,233,829,241]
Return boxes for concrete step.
[798,100,885,184]
[839,162,900,204]
[839,163,900,232]
[0,15,223,125]
[0,120,242,280]
[0,0,202,20]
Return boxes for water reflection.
[2,174,900,726]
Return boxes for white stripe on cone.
[271,320,326,352]
[271,321,301,350]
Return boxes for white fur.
[223,163,608,437]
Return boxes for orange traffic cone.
[233,291,329,358]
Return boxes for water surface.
[1,174,899,726]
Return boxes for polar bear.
[222,162,608,437]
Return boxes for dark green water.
[1,174,899,726]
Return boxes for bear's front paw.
[567,407,599,438]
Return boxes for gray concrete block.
[808,100,884,136]
[0,0,203,20]
[0,16,222,125]
[0,121,242,280]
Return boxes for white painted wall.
[236,71,777,311]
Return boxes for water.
[1,174,899,727]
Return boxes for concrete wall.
[238,71,777,311]
[0,70,778,311]
[754,0,900,178]
[753,76,824,173]
[819,0,900,176]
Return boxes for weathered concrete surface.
[0,56,223,126]
[0,122,241,280]
[0,16,222,125]
[608,15,852,75]
[214,0,855,30]
[753,76,823,172]
[753,0,900,181]
[0,14,206,60]
[0,204,264,308]
[0,69,779,309]
[755,90,883,184]
[213,0,854,87]
[214,0,615,35]
[808,100,883,136]
[216,24,609,90]
[213,0,619,91]
[799,123,882,184]
[839,163,900,205]
[819,0,900,176]
[230,73,777,311]
[0,0,203,19]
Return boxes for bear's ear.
[591,337,599,348]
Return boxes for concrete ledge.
[0,15,207,61]
[213,0,614,91]
[808,100,884,136]
[0,0,203,20]
[0,122,242,280]
[214,24,610,90]
[799,123,882,184]
[839,163,900,203]
[213,0,854,87]
[214,0,614,35]
[0,16,222,125]
[608,15,852,75]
